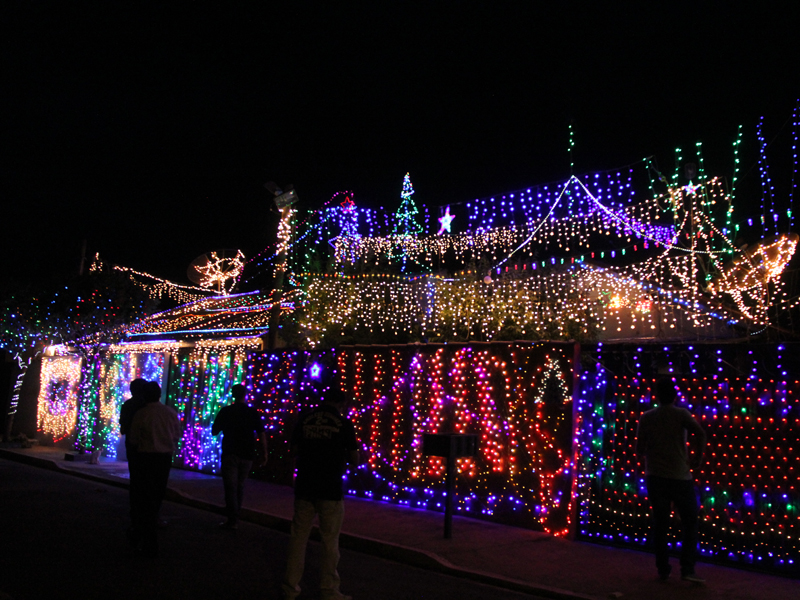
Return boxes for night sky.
[3,2,798,286]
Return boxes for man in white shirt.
[128,381,181,557]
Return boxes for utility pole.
[79,239,87,276]
[265,183,298,350]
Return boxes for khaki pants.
[282,498,345,599]
[220,453,252,524]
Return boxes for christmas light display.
[437,206,454,235]
[394,173,423,237]
[90,254,213,304]
[298,259,739,348]
[708,233,799,321]
[390,173,426,272]
[170,349,246,472]
[33,336,800,574]
[576,343,800,575]
[37,356,82,441]
[791,102,799,230]
[73,352,165,454]
[306,164,794,343]
[246,344,577,534]
[24,114,800,577]
[123,289,291,345]
[275,209,295,280]
[758,117,777,236]
[191,250,246,294]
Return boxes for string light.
[394,173,423,237]
[244,344,577,533]
[577,343,799,574]
[27,119,800,577]
[37,356,82,441]
[192,250,245,294]
[91,254,213,304]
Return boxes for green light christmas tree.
[393,173,423,236]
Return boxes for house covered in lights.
[28,158,800,576]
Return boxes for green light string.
[569,122,575,175]
[393,173,424,237]
[75,353,102,452]
[790,102,799,230]
[391,173,427,272]
[696,141,710,214]
[673,147,683,187]
[644,157,657,200]
[729,125,743,238]
[171,350,245,473]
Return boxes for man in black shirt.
[212,383,267,529]
[282,380,359,600]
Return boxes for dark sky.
[3,2,798,285]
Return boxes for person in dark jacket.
[212,383,267,529]
[119,378,147,540]
[282,377,360,600]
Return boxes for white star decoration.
[437,206,454,234]
[684,181,700,195]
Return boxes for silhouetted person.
[282,378,360,600]
[119,378,147,542]
[212,383,268,529]
[636,377,707,583]
[128,381,181,557]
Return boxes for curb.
[1,448,600,600]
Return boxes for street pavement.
[1,446,797,600]
[1,458,543,600]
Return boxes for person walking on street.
[636,377,707,583]
[282,377,360,600]
[128,381,181,557]
[212,383,268,529]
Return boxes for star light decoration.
[437,206,454,235]
[684,180,701,195]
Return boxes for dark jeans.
[646,475,699,574]
[221,453,253,524]
[126,444,140,523]
[132,452,173,554]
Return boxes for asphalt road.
[0,459,543,600]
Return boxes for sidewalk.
[2,446,796,600]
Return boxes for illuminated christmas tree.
[339,194,358,239]
[393,173,423,236]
